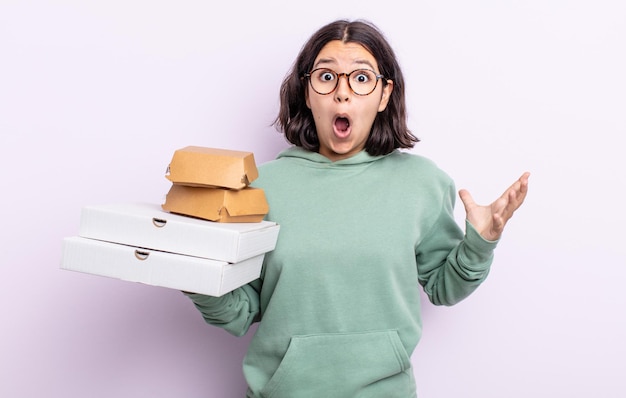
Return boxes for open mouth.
[333,116,351,138]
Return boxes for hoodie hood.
[276,146,392,166]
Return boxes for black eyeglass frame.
[302,68,387,96]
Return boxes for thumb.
[458,189,476,213]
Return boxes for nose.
[334,74,351,102]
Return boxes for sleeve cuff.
[463,220,499,263]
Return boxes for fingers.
[459,173,530,241]
[505,172,530,211]
[492,212,505,235]
[516,171,530,194]
[496,172,530,225]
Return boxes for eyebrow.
[313,58,376,71]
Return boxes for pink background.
[1,1,624,397]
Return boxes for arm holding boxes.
[184,279,262,337]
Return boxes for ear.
[377,79,394,112]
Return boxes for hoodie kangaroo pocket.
[260,330,412,398]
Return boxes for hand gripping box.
[60,203,280,296]
[165,146,258,190]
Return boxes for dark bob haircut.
[274,19,418,156]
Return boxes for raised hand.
[458,172,530,241]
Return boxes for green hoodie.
[185,147,497,397]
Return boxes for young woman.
[185,19,529,397]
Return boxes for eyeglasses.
[303,68,386,96]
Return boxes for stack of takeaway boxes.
[61,146,280,296]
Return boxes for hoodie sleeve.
[416,180,498,306]
[183,278,262,337]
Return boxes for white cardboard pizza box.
[78,202,279,263]
[61,236,264,297]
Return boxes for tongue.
[335,117,349,132]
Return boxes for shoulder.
[379,151,457,206]
[384,150,453,184]
[252,150,302,189]
[255,154,296,179]
[386,150,435,166]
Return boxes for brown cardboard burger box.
[162,185,269,223]
[166,146,259,190]
[162,146,269,223]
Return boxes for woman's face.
[305,40,393,162]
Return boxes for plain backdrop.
[1,1,624,397]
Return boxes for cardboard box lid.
[61,236,264,296]
[78,202,279,263]
[162,185,269,223]
[166,146,259,190]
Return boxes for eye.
[319,70,336,82]
[352,70,373,84]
